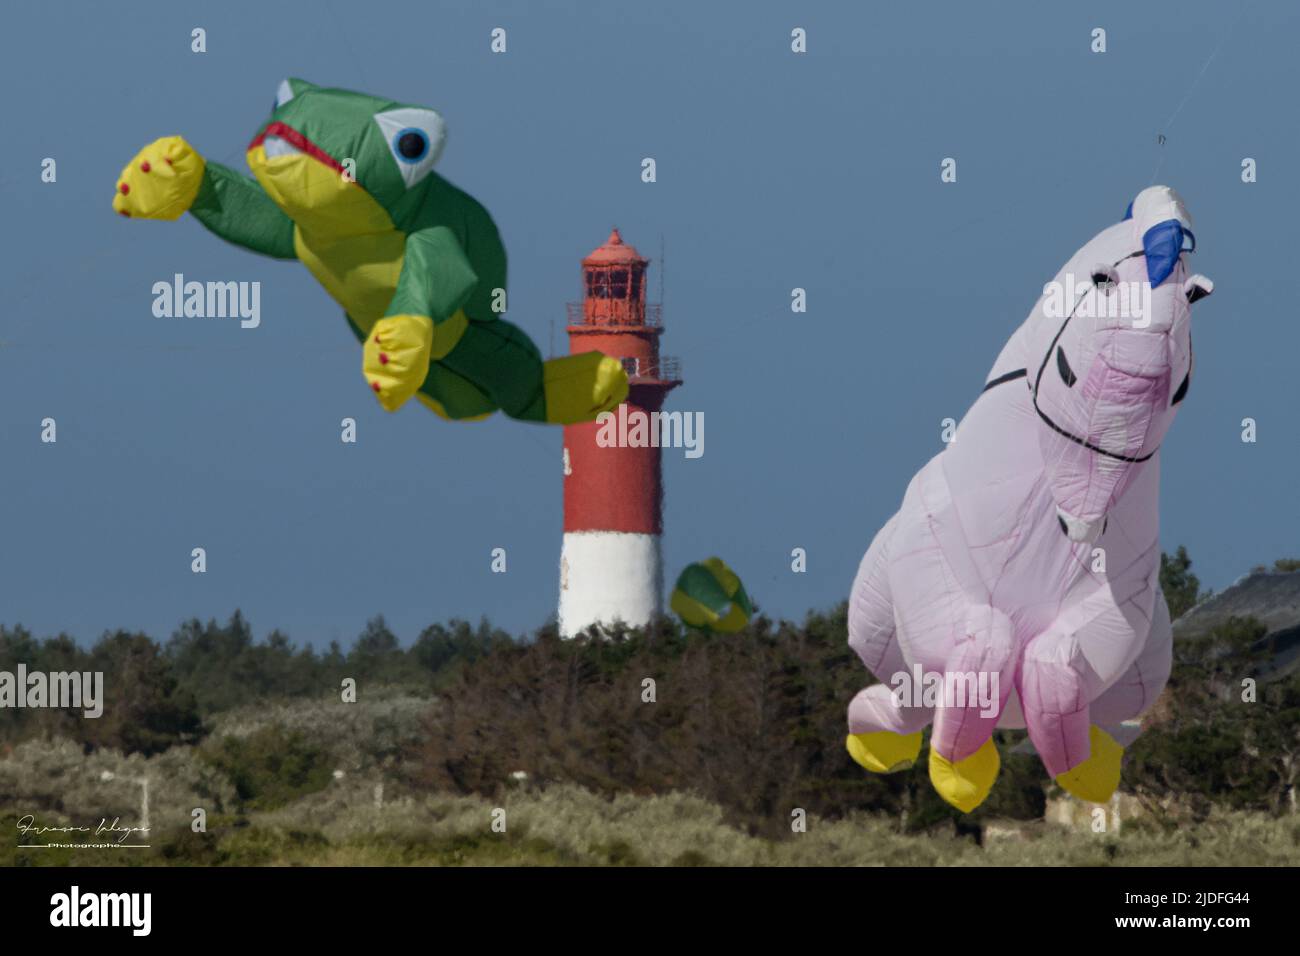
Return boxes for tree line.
[1,549,1297,830]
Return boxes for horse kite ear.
[1183,274,1213,304]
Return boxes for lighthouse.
[558,228,682,638]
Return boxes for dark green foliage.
[0,611,512,755]
[166,611,335,711]
[1253,558,1300,574]
[1160,545,1202,620]
[411,619,513,689]
[412,606,1046,837]
[0,626,81,744]
[199,726,333,811]
[1,546,1296,830]
[0,626,202,755]
[83,632,205,756]
[1126,613,1300,818]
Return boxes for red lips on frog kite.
[845,186,1213,812]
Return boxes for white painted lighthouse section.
[558,531,662,637]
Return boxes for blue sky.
[1,0,1295,647]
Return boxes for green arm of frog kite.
[112,135,293,261]
[189,163,298,261]
[387,225,478,325]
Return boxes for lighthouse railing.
[566,302,663,328]
[628,356,681,383]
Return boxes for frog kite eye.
[396,129,429,161]
[374,107,446,188]
[671,558,753,633]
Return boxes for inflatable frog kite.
[112,79,628,424]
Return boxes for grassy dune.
[5,774,1298,867]
[4,672,1298,867]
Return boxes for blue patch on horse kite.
[1142,219,1184,286]
[1124,201,1133,221]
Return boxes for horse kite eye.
[1056,346,1077,387]
[1091,264,1119,290]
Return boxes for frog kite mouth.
[249,122,346,174]
[245,119,393,236]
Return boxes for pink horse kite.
[847,186,1213,812]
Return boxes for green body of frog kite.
[113,78,627,424]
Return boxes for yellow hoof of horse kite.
[1055,725,1124,804]
[929,737,1000,813]
[846,731,922,774]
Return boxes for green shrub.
[199,726,333,811]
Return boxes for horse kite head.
[1028,186,1213,543]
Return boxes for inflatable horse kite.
[846,186,1212,812]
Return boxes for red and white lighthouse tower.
[558,228,682,637]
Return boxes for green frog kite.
[112,79,628,424]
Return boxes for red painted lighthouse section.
[563,229,682,535]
